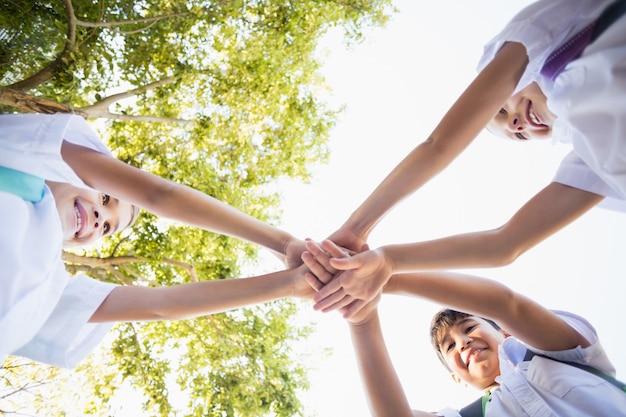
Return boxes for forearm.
[144,180,295,255]
[380,182,603,273]
[385,271,590,352]
[386,272,512,317]
[380,230,508,274]
[349,313,416,417]
[61,141,296,255]
[89,268,299,323]
[343,140,457,239]
[344,42,528,240]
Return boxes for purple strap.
[540,21,597,81]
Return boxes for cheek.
[531,128,553,140]
[118,204,136,231]
[63,238,81,247]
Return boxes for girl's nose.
[508,115,526,132]
[94,210,102,229]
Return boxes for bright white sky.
[266,1,626,415]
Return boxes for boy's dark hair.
[430,309,501,370]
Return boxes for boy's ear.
[499,328,511,338]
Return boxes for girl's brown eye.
[515,132,528,140]
[499,108,507,115]
[102,194,110,205]
[103,222,110,234]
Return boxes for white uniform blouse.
[437,311,626,417]
[477,0,626,211]
[0,114,118,368]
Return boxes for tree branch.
[0,87,87,117]
[6,0,77,92]
[62,252,199,283]
[76,77,191,123]
[75,11,192,30]
[0,84,190,124]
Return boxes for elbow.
[141,179,178,214]
[419,136,455,170]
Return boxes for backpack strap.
[591,0,626,43]
[459,392,490,417]
[523,350,626,394]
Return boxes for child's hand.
[344,293,381,326]
[301,239,356,289]
[281,238,307,269]
[312,242,392,312]
[291,264,318,300]
[298,239,346,298]
[326,224,369,254]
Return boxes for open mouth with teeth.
[74,200,86,238]
[526,101,548,128]
[465,348,485,368]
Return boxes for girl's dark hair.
[430,309,500,370]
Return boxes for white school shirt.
[477,0,626,212]
[0,114,118,368]
[436,311,626,417]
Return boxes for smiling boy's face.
[46,181,135,247]
[438,316,507,390]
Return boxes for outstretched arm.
[314,182,602,312]
[385,271,589,352]
[89,264,315,323]
[61,140,305,267]
[328,42,529,252]
[348,307,433,417]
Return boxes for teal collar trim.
[0,166,45,203]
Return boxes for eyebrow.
[438,318,477,351]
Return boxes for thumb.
[329,253,363,271]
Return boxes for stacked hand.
[301,238,392,320]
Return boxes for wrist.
[290,264,312,299]
[376,246,397,275]
[348,309,379,330]
[383,275,398,294]
[380,245,408,276]
[343,214,372,243]
[278,232,297,255]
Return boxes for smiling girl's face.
[487,82,557,141]
[46,181,135,247]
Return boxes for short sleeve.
[553,151,626,212]
[476,0,610,94]
[0,114,111,189]
[13,276,118,368]
[528,311,617,377]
